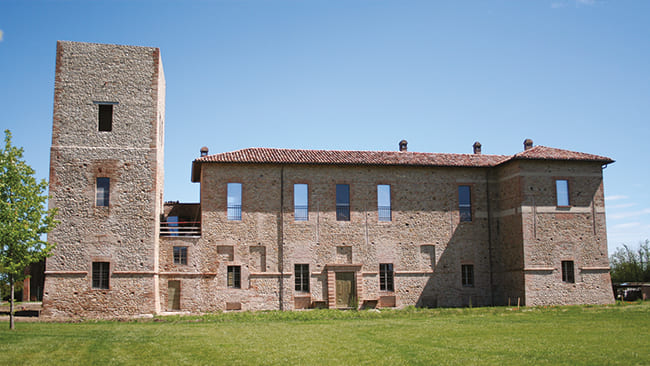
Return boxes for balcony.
[160,220,201,237]
[160,202,201,237]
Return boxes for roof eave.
[190,160,498,169]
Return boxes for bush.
[610,240,650,283]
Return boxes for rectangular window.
[556,180,569,207]
[227,266,241,288]
[294,184,309,221]
[98,104,113,132]
[173,246,187,265]
[461,264,474,287]
[92,262,110,289]
[377,185,391,221]
[295,264,309,292]
[562,260,575,283]
[336,184,350,221]
[379,263,394,291]
[96,177,110,207]
[458,185,472,222]
[227,183,242,220]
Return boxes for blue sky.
[1,0,648,254]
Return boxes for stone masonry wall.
[160,163,494,311]
[488,159,613,306]
[42,41,165,318]
[518,160,613,306]
[489,161,526,305]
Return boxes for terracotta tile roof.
[512,145,614,164]
[191,146,613,182]
[194,148,509,167]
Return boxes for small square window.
[173,246,187,265]
[556,180,569,207]
[562,261,575,283]
[96,177,110,207]
[379,263,394,291]
[98,104,113,132]
[92,261,110,289]
[227,266,241,288]
[295,264,309,292]
[461,264,474,287]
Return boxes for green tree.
[0,130,57,330]
[609,240,650,284]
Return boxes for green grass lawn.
[1,303,649,365]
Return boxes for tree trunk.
[9,274,15,330]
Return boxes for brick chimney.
[399,140,408,152]
[524,139,533,151]
[473,141,482,155]
[200,146,209,157]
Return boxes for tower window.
[562,260,575,283]
[96,177,110,207]
[98,104,113,131]
[92,262,110,289]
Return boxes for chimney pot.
[473,141,482,155]
[399,140,408,152]
[524,139,533,151]
[200,146,209,157]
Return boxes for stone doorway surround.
[325,264,362,309]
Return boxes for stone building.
[42,41,614,317]
[43,41,165,316]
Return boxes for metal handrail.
[160,220,201,237]
[227,205,242,220]
[378,206,392,221]
[294,205,309,221]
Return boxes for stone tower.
[42,41,165,317]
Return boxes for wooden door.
[335,272,356,308]
[168,280,181,310]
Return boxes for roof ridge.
[227,146,510,157]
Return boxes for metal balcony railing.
[336,205,350,221]
[378,206,392,221]
[160,220,201,237]
[227,205,242,221]
[459,206,472,222]
[294,205,308,221]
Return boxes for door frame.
[325,264,362,309]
